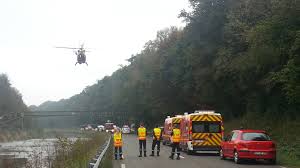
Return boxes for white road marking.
[179,155,185,159]
[121,164,126,168]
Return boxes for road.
[113,134,283,168]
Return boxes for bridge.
[0,111,128,129]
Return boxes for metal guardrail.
[89,136,111,168]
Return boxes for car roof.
[233,129,266,133]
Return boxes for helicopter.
[56,44,89,66]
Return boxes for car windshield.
[242,132,271,141]
[192,122,221,133]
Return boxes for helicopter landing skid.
[75,62,88,66]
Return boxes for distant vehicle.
[130,123,136,133]
[122,125,131,134]
[162,115,183,145]
[91,124,98,129]
[80,124,86,130]
[220,130,276,164]
[85,124,92,130]
[105,121,115,133]
[180,111,224,154]
[97,125,105,132]
[55,44,89,66]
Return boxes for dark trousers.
[114,146,122,159]
[139,140,146,155]
[151,140,160,154]
[171,142,180,157]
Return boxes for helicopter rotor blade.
[55,46,79,49]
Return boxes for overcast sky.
[0,0,189,106]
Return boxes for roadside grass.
[0,130,109,168]
[99,139,113,168]
[224,114,300,168]
[52,132,108,168]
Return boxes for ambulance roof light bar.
[195,110,215,114]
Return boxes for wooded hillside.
[0,74,27,128]
[38,0,299,125]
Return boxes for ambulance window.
[185,122,189,131]
[192,122,205,133]
[208,123,220,133]
[168,124,171,130]
[173,123,179,128]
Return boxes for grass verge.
[99,138,113,168]
[52,132,107,168]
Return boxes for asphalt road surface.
[113,134,284,168]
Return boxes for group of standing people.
[113,122,181,160]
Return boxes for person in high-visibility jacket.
[137,122,147,157]
[113,128,123,160]
[169,124,181,160]
[150,125,162,156]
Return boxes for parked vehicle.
[91,124,98,131]
[159,126,164,132]
[162,115,183,145]
[220,130,276,164]
[122,125,131,134]
[105,120,115,133]
[130,123,136,133]
[97,125,105,132]
[85,124,92,130]
[80,125,86,131]
[180,111,224,154]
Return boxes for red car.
[220,130,276,164]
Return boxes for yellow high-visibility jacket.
[138,127,146,140]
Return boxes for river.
[0,138,78,168]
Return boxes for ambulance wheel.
[187,149,194,155]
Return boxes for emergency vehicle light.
[195,110,215,114]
